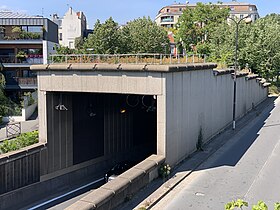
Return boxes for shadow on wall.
[179,96,277,172]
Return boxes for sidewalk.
[116,96,279,210]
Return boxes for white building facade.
[52,7,87,49]
[155,2,260,28]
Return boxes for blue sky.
[0,0,279,28]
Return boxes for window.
[167,8,170,12]
[59,33,62,41]
[22,26,28,31]
[161,16,174,23]
[240,15,244,19]
[28,26,42,33]
[21,26,42,33]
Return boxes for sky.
[0,0,279,28]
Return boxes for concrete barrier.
[66,155,165,210]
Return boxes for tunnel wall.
[164,70,268,165]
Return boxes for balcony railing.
[0,55,43,64]
[49,54,208,65]
[5,77,37,86]
[0,32,43,40]
[161,18,174,23]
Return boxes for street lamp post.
[228,15,252,130]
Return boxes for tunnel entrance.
[72,93,157,164]
[46,92,157,172]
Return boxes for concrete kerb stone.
[65,200,95,210]
[134,160,158,174]
[146,154,165,165]
[80,188,115,210]
[119,168,146,183]
[101,177,130,193]
[101,177,131,208]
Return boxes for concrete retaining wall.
[65,155,165,210]
[0,143,45,197]
[163,70,267,165]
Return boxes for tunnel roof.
[30,63,217,73]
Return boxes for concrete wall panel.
[165,70,267,165]
[39,71,163,95]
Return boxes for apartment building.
[52,7,87,49]
[155,2,260,28]
[0,11,58,99]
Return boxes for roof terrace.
[48,53,208,65]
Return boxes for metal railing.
[0,55,43,64]
[6,122,21,139]
[5,77,37,86]
[49,54,208,65]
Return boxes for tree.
[75,36,84,49]
[54,45,76,54]
[176,2,230,53]
[239,14,280,81]
[83,18,122,54]
[121,17,170,53]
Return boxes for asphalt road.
[22,178,104,210]
[152,97,280,209]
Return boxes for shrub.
[225,199,280,210]
[269,85,280,95]
[159,163,171,179]
[0,130,39,154]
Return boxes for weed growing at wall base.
[159,163,171,179]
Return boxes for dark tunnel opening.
[72,93,157,165]
[46,92,157,172]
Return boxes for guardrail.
[49,53,208,65]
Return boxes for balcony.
[0,32,43,41]
[5,77,37,90]
[161,17,174,23]
[0,55,43,65]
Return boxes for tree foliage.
[54,45,76,55]
[0,87,21,117]
[56,17,169,55]
[121,17,170,53]
[176,2,230,53]
[75,36,84,49]
[176,2,280,82]
[83,18,122,54]
[239,14,280,81]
